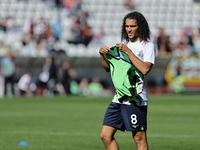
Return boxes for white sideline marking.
[1,131,200,139]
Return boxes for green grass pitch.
[0,94,200,150]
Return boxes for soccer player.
[99,11,155,150]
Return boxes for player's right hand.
[99,46,111,54]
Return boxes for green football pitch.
[0,94,200,150]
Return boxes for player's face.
[125,18,139,42]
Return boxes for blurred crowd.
[0,53,113,97]
[0,0,105,57]
[1,0,200,58]
[151,25,200,58]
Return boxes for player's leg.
[132,131,148,150]
[120,103,148,150]
[100,125,119,150]
[100,102,125,150]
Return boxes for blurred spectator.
[34,17,49,54]
[53,18,62,41]
[87,78,103,97]
[36,55,57,95]
[23,17,35,40]
[63,0,75,11]
[77,11,89,25]
[92,26,105,46]
[80,24,93,47]
[0,17,7,32]
[43,0,56,8]
[68,22,93,46]
[5,16,17,33]
[68,18,82,44]
[37,56,51,86]
[61,15,75,40]
[17,72,32,96]
[55,0,63,8]
[124,0,135,10]
[22,17,57,56]
[78,78,113,97]
[193,27,200,54]
[157,28,172,57]
[47,56,58,95]
[45,27,56,54]
[0,52,16,96]
[34,17,49,38]
[179,27,198,55]
[171,41,191,57]
[43,0,63,8]
[70,0,83,16]
[21,33,33,56]
[35,35,47,56]
[151,25,160,44]
[170,58,185,94]
[21,33,48,57]
[70,79,79,95]
[78,78,89,96]
[60,61,77,95]
[0,0,93,57]
[48,56,58,83]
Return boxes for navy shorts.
[103,102,147,132]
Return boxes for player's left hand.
[116,43,130,54]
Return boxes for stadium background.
[0,1,200,150]
[0,0,200,96]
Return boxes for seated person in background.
[87,78,103,97]
[78,78,89,96]
[17,72,32,96]
[124,0,135,10]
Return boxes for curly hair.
[121,11,150,42]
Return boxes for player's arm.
[116,43,153,75]
[99,46,111,72]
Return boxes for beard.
[129,36,139,42]
[127,30,139,42]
